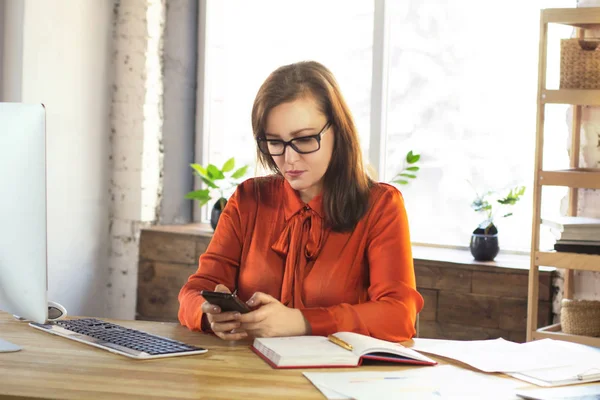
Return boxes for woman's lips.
[286,170,304,178]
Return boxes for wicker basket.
[559,38,600,89]
[560,299,600,337]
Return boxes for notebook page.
[333,332,435,363]
[253,336,357,366]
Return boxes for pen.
[327,335,353,351]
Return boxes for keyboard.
[30,318,208,359]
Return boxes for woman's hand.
[201,284,248,341]
[239,292,311,338]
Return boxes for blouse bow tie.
[271,206,327,308]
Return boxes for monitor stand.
[0,301,67,353]
[0,337,21,352]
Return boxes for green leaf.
[406,151,421,164]
[393,179,409,185]
[184,189,211,206]
[409,155,421,164]
[207,164,225,180]
[406,166,420,171]
[222,158,235,173]
[190,163,207,177]
[184,188,210,199]
[400,173,417,179]
[498,198,517,205]
[231,165,248,179]
[502,212,513,218]
[201,176,218,189]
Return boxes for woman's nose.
[284,144,300,163]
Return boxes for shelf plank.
[533,323,600,347]
[543,7,600,27]
[539,169,600,189]
[542,90,600,106]
[535,251,600,272]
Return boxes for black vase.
[470,226,500,261]
[210,198,227,230]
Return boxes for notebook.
[251,332,437,369]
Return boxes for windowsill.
[143,223,554,273]
[144,222,214,237]
[411,245,552,273]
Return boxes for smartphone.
[200,290,251,314]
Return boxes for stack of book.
[542,216,600,255]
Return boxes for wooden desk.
[0,312,536,399]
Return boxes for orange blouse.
[178,176,423,342]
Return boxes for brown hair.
[251,61,373,232]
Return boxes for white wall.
[9,0,113,317]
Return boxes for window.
[200,0,373,198]
[383,0,575,251]
[198,0,575,252]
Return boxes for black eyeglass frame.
[257,121,331,156]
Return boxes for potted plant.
[185,157,248,230]
[469,185,526,261]
[390,150,420,186]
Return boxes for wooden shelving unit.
[527,7,600,347]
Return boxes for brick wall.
[108,0,166,319]
[137,226,554,342]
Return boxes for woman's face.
[264,96,334,203]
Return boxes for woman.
[178,61,423,342]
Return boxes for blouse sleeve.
[177,182,248,331]
[299,185,424,342]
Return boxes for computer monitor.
[0,102,48,326]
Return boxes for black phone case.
[200,291,250,314]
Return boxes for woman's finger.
[211,320,241,333]
[239,308,266,325]
[215,330,248,341]
[201,301,221,314]
[246,292,277,308]
[210,311,241,323]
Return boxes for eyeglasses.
[257,121,331,156]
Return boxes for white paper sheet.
[516,383,600,400]
[304,365,527,400]
[409,338,600,373]
[508,364,600,387]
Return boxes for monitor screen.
[0,102,48,324]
